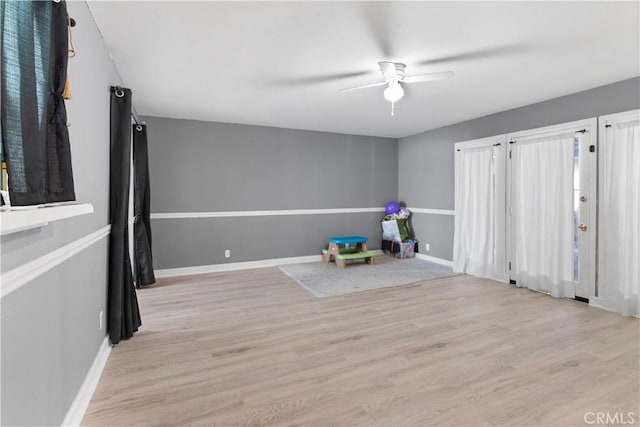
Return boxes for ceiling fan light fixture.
[383,80,404,103]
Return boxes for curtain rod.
[131,113,146,127]
[510,128,588,145]
[131,109,145,126]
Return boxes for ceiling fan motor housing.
[379,61,406,81]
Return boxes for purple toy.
[385,200,401,215]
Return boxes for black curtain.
[133,124,156,287]
[46,0,75,203]
[108,86,141,344]
[0,0,75,206]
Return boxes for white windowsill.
[0,202,94,236]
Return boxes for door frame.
[506,118,597,299]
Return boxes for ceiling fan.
[340,61,454,116]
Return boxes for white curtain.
[512,133,575,298]
[599,119,640,317]
[453,146,495,277]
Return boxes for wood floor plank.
[82,266,640,426]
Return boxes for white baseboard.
[588,296,612,311]
[155,250,387,278]
[62,336,111,427]
[414,253,453,267]
[588,296,639,318]
[155,254,322,278]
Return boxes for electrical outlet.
[425,243,430,251]
[224,249,231,258]
[99,310,104,330]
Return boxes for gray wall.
[143,117,398,269]
[1,2,120,425]
[399,77,640,261]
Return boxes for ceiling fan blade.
[339,81,387,93]
[268,70,372,86]
[363,3,394,58]
[416,45,527,66]
[403,71,455,84]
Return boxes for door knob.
[580,196,588,202]
[578,224,588,232]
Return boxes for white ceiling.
[87,1,639,139]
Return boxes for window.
[0,0,75,207]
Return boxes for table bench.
[335,251,375,269]
[322,235,374,268]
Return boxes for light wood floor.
[82,266,640,426]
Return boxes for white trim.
[588,297,639,318]
[589,296,614,312]
[488,272,510,284]
[454,134,507,151]
[600,109,640,126]
[151,207,385,220]
[1,225,111,299]
[155,255,322,277]
[507,118,597,142]
[62,337,112,427]
[0,203,94,236]
[581,118,598,299]
[409,208,455,216]
[415,253,453,267]
[151,208,456,219]
[154,250,386,278]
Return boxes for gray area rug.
[279,255,458,298]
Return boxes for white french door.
[507,119,596,299]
